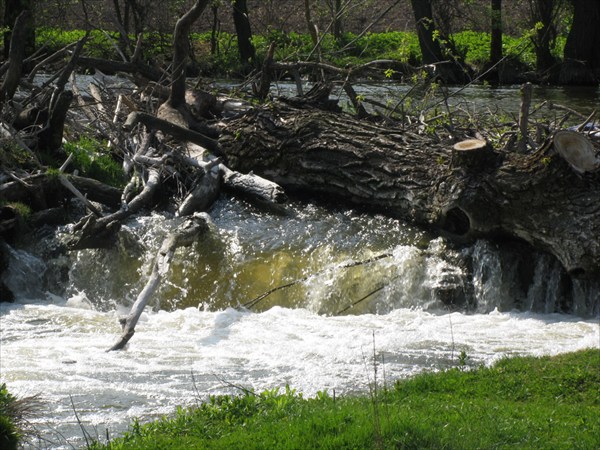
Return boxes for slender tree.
[489,0,502,67]
[327,0,343,42]
[210,0,221,56]
[560,0,600,85]
[409,0,468,84]
[232,0,255,69]
[529,0,560,75]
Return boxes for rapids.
[1,197,599,449]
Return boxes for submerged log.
[219,104,600,277]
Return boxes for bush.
[0,384,20,450]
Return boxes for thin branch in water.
[70,395,92,449]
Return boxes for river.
[1,83,600,449]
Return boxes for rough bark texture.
[533,0,558,74]
[409,0,468,84]
[489,0,503,68]
[219,105,600,277]
[560,0,600,85]
[232,0,255,68]
[0,10,30,104]
[169,0,210,109]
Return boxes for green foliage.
[0,142,36,168]
[351,31,420,64]
[94,349,600,450]
[63,137,125,187]
[32,26,566,78]
[36,28,120,59]
[0,385,20,450]
[0,202,32,221]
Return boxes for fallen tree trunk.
[219,104,600,277]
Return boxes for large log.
[219,104,600,277]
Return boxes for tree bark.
[560,0,600,85]
[232,0,256,69]
[409,0,468,84]
[169,0,210,109]
[0,10,30,104]
[532,0,558,75]
[3,0,34,60]
[489,0,503,68]
[219,104,600,277]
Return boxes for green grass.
[92,349,600,449]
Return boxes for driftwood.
[0,173,121,210]
[123,111,222,157]
[553,130,600,173]
[76,56,164,82]
[66,168,160,250]
[108,213,209,351]
[219,103,600,277]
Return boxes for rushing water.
[1,196,598,449]
[3,80,600,448]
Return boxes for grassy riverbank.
[89,349,599,449]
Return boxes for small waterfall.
[1,200,598,317]
[525,254,563,313]
[467,238,599,316]
[470,240,507,313]
[1,244,47,300]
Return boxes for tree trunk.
[409,0,467,84]
[232,0,255,69]
[3,0,34,60]
[490,0,503,67]
[560,0,600,85]
[331,0,343,42]
[210,4,220,55]
[0,10,30,104]
[169,0,210,109]
[219,104,600,278]
[533,0,558,74]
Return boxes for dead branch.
[107,213,209,351]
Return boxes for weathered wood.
[452,139,494,169]
[107,213,209,351]
[123,111,223,157]
[176,168,221,216]
[37,89,73,153]
[553,130,600,173]
[169,0,211,109]
[0,11,30,104]
[76,56,164,82]
[220,164,287,204]
[518,82,533,153]
[219,104,600,277]
[0,173,121,209]
[66,168,161,250]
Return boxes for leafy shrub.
[0,384,19,450]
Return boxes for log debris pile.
[218,100,600,277]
